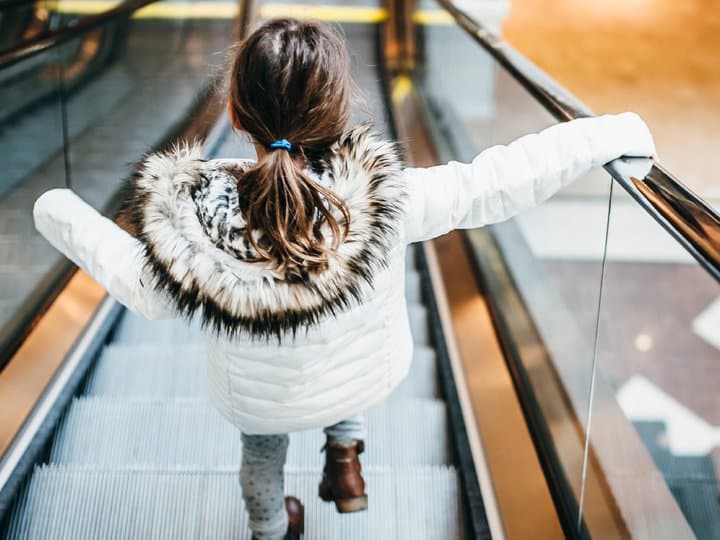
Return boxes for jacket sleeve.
[403,112,656,243]
[33,188,177,320]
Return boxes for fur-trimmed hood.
[123,124,406,340]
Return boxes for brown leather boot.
[318,438,368,513]
[251,496,304,540]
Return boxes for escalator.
[0,9,487,540]
[1,0,719,539]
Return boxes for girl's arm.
[33,188,176,319]
[402,112,656,243]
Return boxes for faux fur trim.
[124,123,406,340]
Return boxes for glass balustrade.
[0,0,235,363]
[419,5,718,537]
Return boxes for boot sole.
[334,495,368,513]
[296,500,305,536]
[319,486,368,513]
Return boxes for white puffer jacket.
[33,113,655,434]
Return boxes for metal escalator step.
[86,343,438,399]
[405,269,422,304]
[6,466,463,539]
[391,345,439,399]
[407,302,429,346]
[112,316,204,345]
[406,246,417,270]
[50,398,449,467]
[85,345,206,397]
[96,342,206,364]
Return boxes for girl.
[33,18,655,540]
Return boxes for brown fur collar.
[123,124,406,340]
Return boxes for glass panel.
[582,186,718,537]
[0,1,48,50]
[0,47,69,344]
[418,11,616,534]
[65,2,233,207]
[0,1,236,359]
[419,4,716,537]
[0,0,126,54]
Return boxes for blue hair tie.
[269,139,292,151]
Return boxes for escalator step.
[85,344,439,399]
[86,345,206,397]
[408,303,429,346]
[111,316,205,345]
[50,398,450,467]
[405,269,422,304]
[389,345,439,399]
[6,466,463,539]
[406,246,417,270]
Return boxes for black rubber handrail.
[0,0,37,11]
[0,0,158,70]
[438,0,720,283]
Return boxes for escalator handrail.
[0,0,159,70]
[438,0,720,283]
[0,0,36,11]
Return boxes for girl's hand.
[611,112,657,160]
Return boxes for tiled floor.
[544,260,719,421]
[516,196,696,264]
[544,258,720,528]
[634,420,720,540]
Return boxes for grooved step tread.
[6,466,463,540]
[86,344,439,399]
[51,397,450,467]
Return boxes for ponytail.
[229,18,355,275]
[237,147,350,276]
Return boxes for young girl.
[33,18,655,540]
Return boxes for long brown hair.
[228,18,352,275]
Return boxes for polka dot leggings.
[240,417,367,539]
[240,433,290,540]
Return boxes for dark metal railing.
[0,0,158,70]
[438,0,720,283]
[0,0,37,11]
